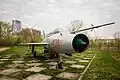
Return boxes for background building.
[12,20,21,33]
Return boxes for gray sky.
[0,0,120,38]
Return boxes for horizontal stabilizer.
[18,42,49,46]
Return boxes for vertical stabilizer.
[43,30,46,39]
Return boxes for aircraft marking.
[52,39,60,51]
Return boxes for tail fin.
[43,30,46,38]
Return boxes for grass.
[110,52,120,61]
[39,69,63,76]
[8,70,35,80]
[0,46,92,80]
[0,46,44,59]
[0,46,28,58]
[1,46,120,80]
[82,51,120,80]
[65,67,83,73]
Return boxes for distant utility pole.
[113,32,120,53]
[107,40,110,53]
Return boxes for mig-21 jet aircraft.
[21,22,115,69]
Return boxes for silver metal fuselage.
[43,32,76,53]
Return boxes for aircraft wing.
[19,42,49,46]
[70,22,115,34]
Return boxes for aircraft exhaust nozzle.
[72,34,89,53]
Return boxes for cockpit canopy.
[46,28,63,37]
[53,28,63,33]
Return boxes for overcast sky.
[0,0,120,38]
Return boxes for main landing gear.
[55,55,64,69]
[30,45,64,69]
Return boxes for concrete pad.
[28,60,40,63]
[56,72,79,80]
[44,59,56,62]
[17,58,24,61]
[0,77,18,80]
[26,74,52,80]
[83,58,91,60]
[25,67,46,72]
[50,66,67,70]
[75,58,80,61]
[3,55,11,58]
[26,63,42,67]
[65,61,76,64]
[70,64,85,69]
[47,62,57,66]
[6,63,24,68]
[0,59,9,61]
[49,66,57,69]
[1,68,22,75]
[79,60,89,63]
[13,61,24,64]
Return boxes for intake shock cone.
[72,34,89,53]
[73,38,86,52]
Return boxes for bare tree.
[0,21,14,45]
[0,21,12,39]
[67,20,87,34]
[21,28,42,43]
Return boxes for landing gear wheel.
[56,61,63,69]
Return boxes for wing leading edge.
[70,22,115,34]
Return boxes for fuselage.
[42,31,89,54]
